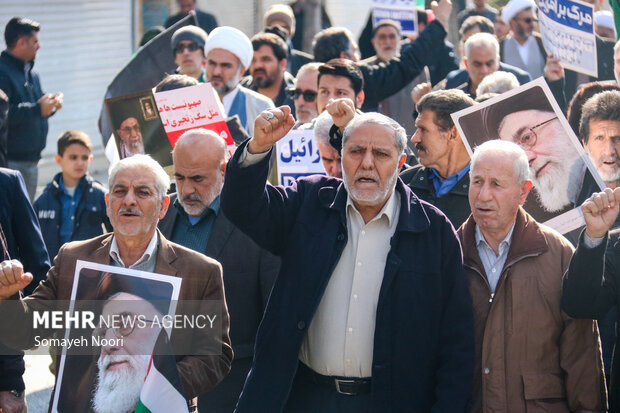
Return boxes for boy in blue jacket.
[34,130,111,259]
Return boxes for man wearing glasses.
[171,26,208,82]
[115,116,145,158]
[290,62,319,125]
[499,0,546,79]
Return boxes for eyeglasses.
[174,42,200,54]
[515,17,538,24]
[94,312,155,340]
[514,116,557,150]
[289,88,317,102]
[120,125,140,135]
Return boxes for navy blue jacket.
[221,143,474,412]
[33,173,110,260]
[444,62,532,97]
[0,168,50,392]
[0,51,48,162]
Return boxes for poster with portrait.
[50,261,182,413]
[451,77,605,235]
[105,90,174,171]
[538,0,597,77]
[276,129,326,185]
[372,0,418,36]
[154,83,235,159]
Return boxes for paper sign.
[372,0,418,36]
[539,0,597,78]
[154,83,235,157]
[276,129,326,185]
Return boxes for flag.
[98,13,197,146]
[134,330,189,413]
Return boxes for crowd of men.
[1,0,620,411]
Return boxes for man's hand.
[544,55,565,82]
[325,98,356,130]
[582,187,620,239]
[431,0,453,31]
[411,83,431,105]
[0,390,25,413]
[248,106,295,154]
[0,260,32,300]
[51,92,63,112]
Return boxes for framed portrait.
[139,96,158,121]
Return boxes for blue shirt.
[429,164,470,198]
[58,176,82,245]
[171,196,220,253]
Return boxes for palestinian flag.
[134,330,189,413]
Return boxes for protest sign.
[51,261,182,413]
[275,129,326,185]
[105,90,173,169]
[539,0,597,77]
[451,77,604,235]
[154,83,234,158]
[372,0,418,35]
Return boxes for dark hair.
[417,89,476,131]
[417,9,429,27]
[579,90,620,143]
[251,32,288,61]
[155,74,199,92]
[312,27,356,63]
[567,82,620,137]
[57,130,92,156]
[5,17,40,49]
[459,15,495,38]
[139,26,164,47]
[318,58,364,96]
[264,25,289,43]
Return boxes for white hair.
[465,32,500,58]
[342,112,407,155]
[471,140,530,183]
[108,155,170,201]
[314,110,334,146]
[476,71,520,96]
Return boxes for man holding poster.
[0,155,232,412]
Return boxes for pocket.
[522,373,568,413]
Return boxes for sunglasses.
[174,42,200,54]
[516,17,538,24]
[289,88,317,102]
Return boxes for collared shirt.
[58,176,82,245]
[299,190,401,377]
[475,223,515,293]
[222,85,241,116]
[171,196,220,253]
[429,164,470,198]
[109,231,159,272]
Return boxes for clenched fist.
[249,106,296,154]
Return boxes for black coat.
[444,62,532,98]
[221,142,474,412]
[400,164,471,230]
[165,9,218,34]
[562,230,620,412]
[0,51,48,162]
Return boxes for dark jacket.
[400,164,471,230]
[221,142,474,412]
[165,9,218,33]
[0,168,50,392]
[159,195,280,411]
[0,51,48,162]
[444,62,532,97]
[33,173,111,260]
[360,20,450,112]
[562,229,620,412]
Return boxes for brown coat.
[0,231,232,401]
[458,208,606,413]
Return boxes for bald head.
[173,129,227,216]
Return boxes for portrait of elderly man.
[0,154,232,412]
[116,116,145,158]
[457,83,601,225]
[221,108,474,411]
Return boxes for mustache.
[354,171,380,181]
[118,208,143,216]
[181,193,202,203]
[415,143,425,151]
[100,354,133,371]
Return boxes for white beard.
[92,354,150,413]
[531,156,583,212]
[342,166,398,208]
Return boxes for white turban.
[501,0,537,22]
[204,26,253,69]
[595,10,615,30]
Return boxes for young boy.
[34,130,111,259]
